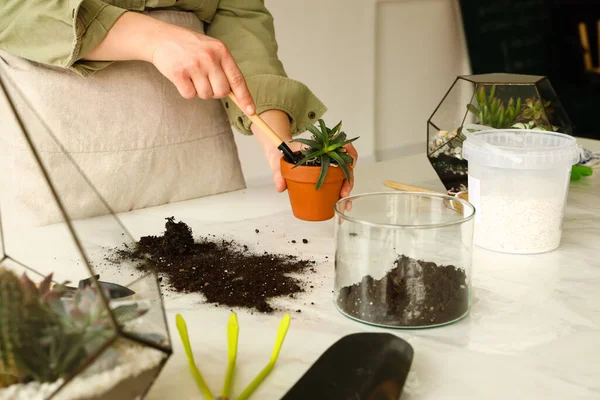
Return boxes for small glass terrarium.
[427,73,573,194]
[0,68,171,399]
[333,192,475,329]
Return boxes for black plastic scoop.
[65,275,135,299]
[281,332,414,400]
[37,274,135,299]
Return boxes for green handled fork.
[175,312,291,400]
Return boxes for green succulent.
[0,268,148,386]
[291,119,359,190]
[467,85,521,129]
[520,97,552,121]
[515,97,558,131]
[0,268,73,385]
[45,285,148,359]
[0,268,26,387]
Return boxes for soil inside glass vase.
[337,254,469,327]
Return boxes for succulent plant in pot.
[280,119,359,221]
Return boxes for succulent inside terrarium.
[512,97,559,131]
[466,85,522,129]
[427,81,565,193]
[0,268,149,388]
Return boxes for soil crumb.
[337,254,468,326]
[114,217,313,313]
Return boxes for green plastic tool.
[236,314,291,400]
[175,312,290,400]
[571,165,593,181]
[221,313,239,399]
[176,314,214,400]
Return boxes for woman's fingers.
[340,175,354,198]
[273,170,287,192]
[345,199,353,212]
[173,73,197,100]
[220,52,255,115]
[150,25,255,107]
[340,143,358,198]
[188,68,213,100]
[207,68,231,99]
[345,143,358,167]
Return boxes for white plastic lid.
[462,129,580,170]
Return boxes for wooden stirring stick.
[384,180,468,200]
[384,181,437,194]
[227,92,297,164]
[384,180,469,213]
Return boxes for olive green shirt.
[0,0,326,135]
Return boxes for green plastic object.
[175,312,290,400]
[571,165,593,181]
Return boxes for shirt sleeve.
[0,0,127,77]
[202,0,327,136]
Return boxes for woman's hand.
[83,11,255,114]
[149,26,254,113]
[251,110,358,197]
[339,142,358,198]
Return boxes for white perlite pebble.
[474,195,564,253]
[428,129,462,158]
[0,343,165,400]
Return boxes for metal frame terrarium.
[427,73,573,194]
[0,66,172,399]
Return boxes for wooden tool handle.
[227,93,283,147]
[384,180,469,202]
[384,180,437,193]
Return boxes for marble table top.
[5,138,598,399]
[141,138,600,400]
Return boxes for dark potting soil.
[337,255,469,326]
[290,150,344,167]
[114,217,315,313]
[428,153,468,193]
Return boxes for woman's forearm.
[251,110,293,151]
[82,10,256,112]
[82,11,165,62]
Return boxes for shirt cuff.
[223,74,328,136]
[68,0,128,77]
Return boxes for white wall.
[235,0,471,187]
[374,0,471,160]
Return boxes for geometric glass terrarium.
[427,73,573,193]
[0,69,171,399]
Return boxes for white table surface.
[5,137,598,400]
[139,137,600,399]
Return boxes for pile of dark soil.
[115,217,315,313]
[337,254,469,326]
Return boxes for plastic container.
[462,129,579,254]
[333,192,475,329]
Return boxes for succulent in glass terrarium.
[0,64,171,399]
[427,73,573,193]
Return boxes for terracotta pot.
[280,158,346,221]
